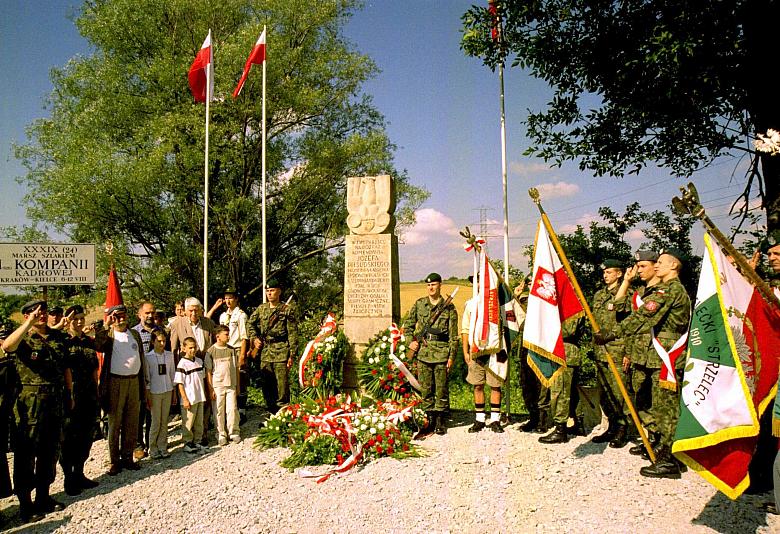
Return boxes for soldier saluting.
[248,278,298,414]
[1,300,73,523]
[403,273,458,435]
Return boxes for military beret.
[760,229,780,253]
[634,249,659,262]
[600,259,623,270]
[106,304,128,315]
[48,306,63,315]
[659,247,686,266]
[265,278,282,289]
[425,273,442,283]
[21,299,47,315]
[65,304,84,316]
[223,288,239,296]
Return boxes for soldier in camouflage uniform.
[597,248,691,478]
[403,273,458,435]
[590,259,630,448]
[60,305,100,496]
[538,315,585,444]
[1,300,73,522]
[247,279,297,414]
[0,322,19,500]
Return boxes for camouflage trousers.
[625,364,655,431]
[650,368,682,449]
[550,366,579,425]
[595,360,627,425]
[13,385,63,493]
[519,350,549,417]
[259,361,289,413]
[417,360,449,412]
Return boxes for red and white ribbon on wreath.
[385,404,414,425]
[299,312,338,387]
[387,323,421,391]
[299,409,363,483]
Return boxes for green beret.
[425,273,442,283]
[659,247,686,266]
[48,306,63,315]
[634,249,658,262]
[265,278,282,289]
[106,304,127,315]
[21,299,47,315]
[760,229,780,253]
[223,288,239,297]
[600,259,623,270]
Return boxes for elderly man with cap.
[60,304,100,495]
[248,279,298,414]
[1,300,72,522]
[403,273,459,435]
[95,304,150,476]
[589,258,630,448]
[596,247,691,478]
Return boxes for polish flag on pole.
[189,30,214,103]
[233,28,266,98]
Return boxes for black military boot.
[18,492,43,523]
[534,410,552,433]
[0,456,12,498]
[639,448,682,479]
[34,485,65,514]
[630,431,658,455]
[608,424,629,448]
[75,464,99,490]
[434,412,447,435]
[590,421,616,443]
[569,417,586,437]
[63,472,82,496]
[519,411,539,433]
[539,423,568,444]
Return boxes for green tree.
[15,0,427,314]
[462,0,778,229]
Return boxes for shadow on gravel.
[442,409,475,429]
[1,406,273,531]
[571,440,608,458]
[691,491,769,533]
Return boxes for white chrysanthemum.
[374,347,380,354]
[400,335,406,341]
[399,344,406,351]
[370,427,376,434]
[368,357,375,365]
[378,422,385,430]
[382,336,388,341]
[399,354,405,360]
[360,424,367,430]
[381,343,387,349]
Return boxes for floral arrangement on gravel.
[299,330,349,399]
[254,394,427,482]
[357,326,420,401]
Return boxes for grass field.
[399,280,471,316]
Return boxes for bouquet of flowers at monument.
[358,324,421,401]
[254,394,426,482]
[298,312,348,399]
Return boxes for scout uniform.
[402,273,458,434]
[247,280,298,413]
[590,259,629,447]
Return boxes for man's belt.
[110,373,139,379]
[424,332,449,342]
[267,335,288,344]
[21,382,57,392]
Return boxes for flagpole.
[528,187,657,463]
[203,30,211,310]
[261,25,268,304]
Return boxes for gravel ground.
[1,409,778,533]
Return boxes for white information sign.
[0,243,97,286]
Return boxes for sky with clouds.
[1,1,761,284]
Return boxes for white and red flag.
[233,28,266,98]
[522,220,584,385]
[189,30,214,103]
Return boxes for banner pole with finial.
[528,187,656,463]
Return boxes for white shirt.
[190,321,206,351]
[219,307,248,349]
[110,330,142,376]
[144,349,175,394]
[174,356,206,405]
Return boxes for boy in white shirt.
[174,337,207,453]
[205,325,241,446]
[144,330,176,459]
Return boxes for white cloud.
[558,212,598,234]
[533,181,580,199]
[400,208,459,246]
[510,161,556,177]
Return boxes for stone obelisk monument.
[342,175,400,390]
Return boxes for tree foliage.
[15,0,427,317]
[461,0,780,228]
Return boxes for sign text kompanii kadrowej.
[0,243,96,285]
